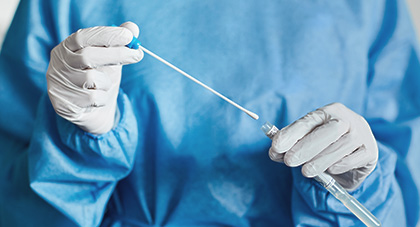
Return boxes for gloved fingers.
[301,133,360,177]
[268,147,285,162]
[318,102,351,119]
[48,90,116,134]
[64,26,134,52]
[50,85,110,108]
[327,145,377,175]
[271,109,329,154]
[56,69,114,91]
[283,118,350,167]
[66,46,143,69]
[81,69,114,91]
[72,89,111,108]
[120,21,140,38]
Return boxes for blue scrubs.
[1,0,419,226]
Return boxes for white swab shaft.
[139,45,259,120]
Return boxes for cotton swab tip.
[247,111,259,120]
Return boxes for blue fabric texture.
[0,0,419,226]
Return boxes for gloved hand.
[46,22,143,134]
[269,103,378,191]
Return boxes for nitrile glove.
[46,22,143,134]
[269,103,378,191]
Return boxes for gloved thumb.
[120,21,140,38]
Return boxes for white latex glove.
[269,103,378,191]
[46,22,143,134]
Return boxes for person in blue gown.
[1,0,420,226]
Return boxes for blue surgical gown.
[1,0,420,226]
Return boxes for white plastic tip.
[247,111,259,120]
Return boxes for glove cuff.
[56,89,138,160]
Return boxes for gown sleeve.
[0,0,140,226]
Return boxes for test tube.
[261,122,381,227]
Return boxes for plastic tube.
[261,122,381,227]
